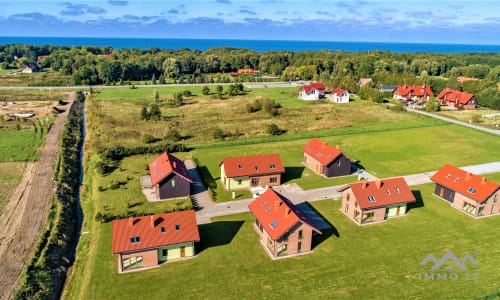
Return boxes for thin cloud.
[168,9,180,15]
[108,0,128,6]
[216,0,231,3]
[239,9,257,15]
[59,3,106,16]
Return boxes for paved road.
[407,108,500,136]
[184,160,214,224]
[199,161,500,221]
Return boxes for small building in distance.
[220,153,285,191]
[302,138,353,177]
[298,82,326,100]
[339,177,416,225]
[358,78,373,86]
[248,188,322,258]
[112,210,200,272]
[330,87,350,103]
[149,152,193,200]
[437,88,477,110]
[431,164,500,218]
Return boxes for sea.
[1,36,500,53]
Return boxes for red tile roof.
[437,88,475,105]
[149,152,192,186]
[394,85,433,100]
[112,210,200,254]
[457,76,478,83]
[340,177,415,209]
[300,83,326,95]
[331,87,347,96]
[359,78,372,86]
[248,189,321,240]
[302,138,344,166]
[237,68,260,74]
[431,164,500,203]
[221,153,285,178]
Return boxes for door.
[396,206,401,215]
[180,246,186,257]
[298,241,302,253]
[439,188,444,197]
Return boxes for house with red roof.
[248,188,321,258]
[437,88,477,110]
[393,85,433,101]
[148,152,193,200]
[431,164,500,218]
[358,78,373,87]
[112,210,200,272]
[298,82,326,100]
[302,138,352,177]
[329,87,350,103]
[220,153,285,191]
[338,177,416,225]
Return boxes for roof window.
[467,187,476,194]
[175,224,180,231]
[454,177,460,182]
[368,196,376,202]
[160,226,166,233]
[446,173,451,178]
[270,164,276,169]
[130,236,141,244]
[260,200,267,207]
[270,221,278,229]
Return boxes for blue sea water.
[1,36,499,53]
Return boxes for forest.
[1,43,499,108]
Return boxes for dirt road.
[0,92,74,300]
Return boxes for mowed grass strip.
[79,183,500,300]
[0,162,24,215]
[0,130,43,161]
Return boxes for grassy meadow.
[0,130,45,161]
[70,182,500,300]
[0,162,24,215]
[437,108,500,129]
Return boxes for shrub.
[201,86,210,95]
[213,127,226,139]
[165,129,182,142]
[267,123,283,136]
[142,134,160,144]
[182,90,192,97]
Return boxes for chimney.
[376,180,382,189]
[465,172,472,181]
[275,201,282,209]
[481,177,487,185]
[362,182,368,189]
[150,215,155,228]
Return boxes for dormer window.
[254,166,259,171]
[160,226,166,233]
[386,189,391,195]
[446,173,451,179]
[368,196,376,202]
[395,187,400,193]
[175,224,180,231]
[270,164,276,169]
[454,177,460,182]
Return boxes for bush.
[267,124,283,136]
[213,127,226,139]
[201,86,210,95]
[182,90,192,97]
[165,129,182,142]
[142,134,160,144]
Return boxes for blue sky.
[1,0,499,44]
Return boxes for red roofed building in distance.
[148,152,193,200]
[298,82,326,100]
[431,164,500,218]
[457,76,479,84]
[393,85,433,101]
[112,210,200,272]
[338,177,416,225]
[330,87,350,103]
[437,88,477,110]
[248,188,321,258]
[358,78,373,86]
[302,138,353,178]
[220,153,285,191]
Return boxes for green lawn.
[0,130,44,161]
[0,162,24,215]
[74,183,500,299]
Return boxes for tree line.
[1,44,499,108]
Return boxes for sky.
[1,0,499,44]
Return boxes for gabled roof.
[359,78,372,86]
[331,87,347,96]
[149,152,193,186]
[220,153,285,178]
[437,88,475,105]
[431,164,500,203]
[300,83,326,95]
[302,138,344,166]
[457,76,478,83]
[248,189,321,240]
[112,210,200,254]
[339,177,415,209]
[394,85,433,99]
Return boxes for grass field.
[437,108,500,129]
[71,182,500,300]
[90,86,429,148]
[0,162,24,215]
[0,70,70,86]
[0,130,44,161]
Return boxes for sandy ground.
[0,100,59,120]
[0,92,74,300]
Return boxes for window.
[238,164,242,169]
[277,243,288,256]
[467,187,476,194]
[265,206,271,212]
[338,160,341,167]
[345,203,349,213]
[270,164,276,169]
[270,177,278,184]
[347,193,350,201]
[171,179,175,187]
[175,224,180,231]
[298,230,303,240]
[395,187,400,194]
[316,152,322,157]
[386,189,391,195]
[162,249,168,257]
[123,256,143,270]
[254,166,259,171]
[260,200,267,207]
[270,221,278,229]
[355,201,358,209]
[283,232,289,242]
[368,196,376,202]
[454,177,460,182]
[130,236,140,244]
[160,226,166,233]
[298,241,302,253]
[478,206,485,216]
[251,178,259,187]
[446,173,451,178]
[237,179,242,185]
